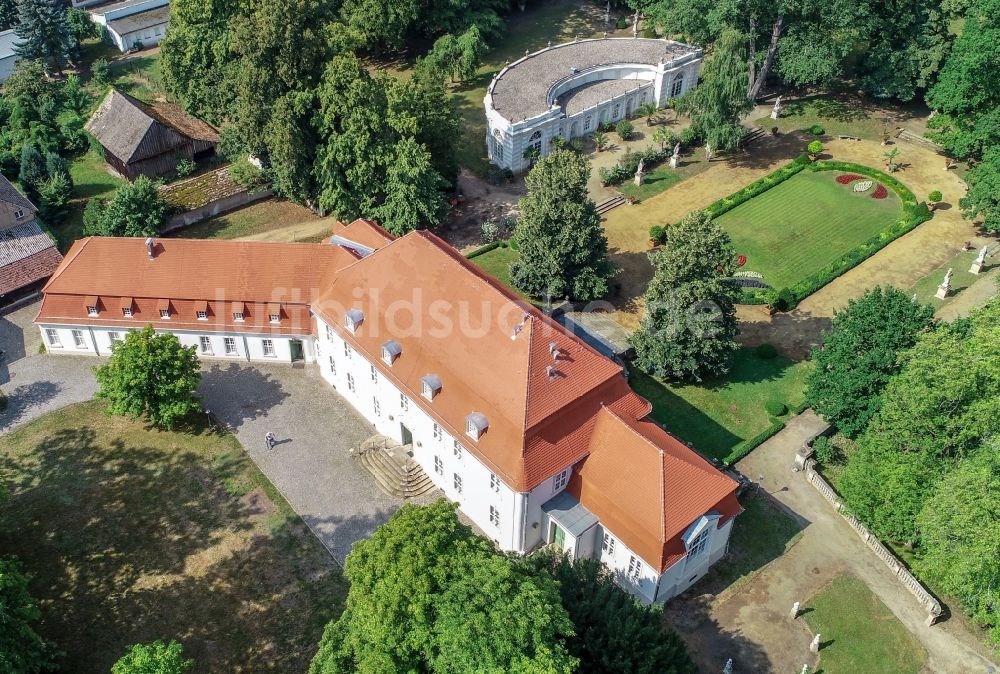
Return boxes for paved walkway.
[1,301,417,563]
[693,411,1000,674]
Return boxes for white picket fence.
[803,458,943,625]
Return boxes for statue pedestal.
[770,108,781,120]
[669,156,678,169]
[634,172,644,186]
[935,284,950,300]
[970,261,984,274]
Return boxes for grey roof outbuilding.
[85,89,188,164]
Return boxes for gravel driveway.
[2,299,410,563]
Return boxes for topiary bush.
[648,225,666,244]
[809,124,824,135]
[772,288,796,311]
[616,119,634,141]
[928,190,942,203]
[765,400,789,417]
[807,140,823,155]
[755,343,778,359]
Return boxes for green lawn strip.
[468,243,522,293]
[908,249,985,307]
[619,165,686,201]
[804,575,927,674]
[166,199,321,240]
[715,170,902,291]
[0,401,346,672]
[698,494,803,601]
[628,349,811,463]
[754,96,889,141]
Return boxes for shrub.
[616,119,634,141]
[465,241,503,259]
[175,158,195,178]
[481,218,501,242]
[615,15,627,29]
[92,57,111,87]
[755,343,778,359]
[812,435,841,464]
[591,131,608,151]
[809,124,824,135]
[772,288,796,311]
[648,225,666,244]
[679,126,699,146]
[928,190,942,203]
[807,140,823,155]
[228,157,267,189]
[765,400,789,417]
[568,138,584,153]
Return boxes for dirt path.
[681,411,1000,674]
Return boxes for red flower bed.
[836,174,864,184]
[737,255,747,267]
[872,184,888,199]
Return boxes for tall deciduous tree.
[509,150,615,301]
[806,286,935,438]
[631,210,739,381]
[0,556,54,674]
[112,640,194,674]
[916,439,1000,645]
[83,177,170,238]
[309,500,576,673]
[390,59,460,184]
[371,138,449,234]
[525,549,697,674]
[0,0,17,30]
[94,325,202,429]
[961,147,1000,232]
[13,0,73,74]
[675,29,752,152]
[839,301,1000,541]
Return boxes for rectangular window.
[347,373,355,392]
[490,473,500,493]
[72,329,86,349]
[199,336,212,354]
[233,312,244,322]
[602,532,616,555]
[453,439,463,459]
[328,355,336,375]
[224,337,237,355]
[108,332,122,346]
[489,505,500,528]
[552,469,569,492]
[627,555,641,579]
[453,473,463,494]
[197,310,208,320]
[13,209,23,219]
[269,313,280,323]
[434,455,443,475]
[45,328,61,347]
[370,364,378,382]
[122,307,132,317]
[262,339,275,357]
[373,397,381,416]
[87,305,98,316]
[688,529,709,558]
[343,342,352,359]
[326,325,334,341]
[400,394,409,412]
[433,423,443,441]
[159,309,170,319]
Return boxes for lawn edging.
[723,402,810,466]
[705,157,932,309]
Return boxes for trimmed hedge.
[598,127,701,186]
[706,157,932,309]
[465,240,505,259]
[723,401,811,465]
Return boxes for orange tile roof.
[314,230,623,489]
[330,218,395,250]
[568,404,741,572]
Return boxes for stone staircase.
[741,126,766,147]
[357,436,436,499]
[596,194,626,214]
[895,128,941,152]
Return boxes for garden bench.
[837,134,862,141]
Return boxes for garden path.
[677,410,998,674]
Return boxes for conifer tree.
[13,0,73,75]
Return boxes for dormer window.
[159,309,170,319]
[233,312,244,322]
[120,297,133,317]
[381,340,401,365]
[197,311,208,320]
[157,299,171,319]
[269,314,280,323]
[122,307,133,317]
[466,412,488,441]
[345,309,364,332]
[232,301,245,322]
[195,300,208,320]
[421,374,442,401]
[87,305,98,316]
[13,209,23,219]
[267,303,282,324]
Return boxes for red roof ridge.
[42,237,91,292]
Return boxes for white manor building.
[35,219,740,603]
[485,37,703,173]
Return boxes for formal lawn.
[714,170,902,292]
[618,165,688,201]
[0,402,346,672]
[628,348,812,462]
[469,244,521,292]
[174,199,322,240]
[804,575,927,674]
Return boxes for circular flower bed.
[836,173,865,184]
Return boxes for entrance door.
[289,339,304,362]
[548,521,567,550]
[400,423,413,446]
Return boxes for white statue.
[632,11,639,37]
[970,245,988,274]
[605,1,610,25]
[723,659,733,674]
[809,633,821,653]
[770,95,783,120]
[935,267,953,299]
[789,601,800,620]
[705,143,713,161]
[634,159,645,186]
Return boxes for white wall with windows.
[37,324,314,364]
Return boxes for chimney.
[145,237,155,259]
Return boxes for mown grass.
[804,575,927,674]
[628,349,812,462]
[175,199,322,240]
[0,401,346,673]
[908,249,991,307]
[714,170,902,292]
[469,244,522,292]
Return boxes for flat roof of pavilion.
[489,38,697,121]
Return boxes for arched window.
[671,73,684,97]
[613,103,621,119]
[640,90,648,102]
[492,129,505,161]
[584,116,593,131]
[529,129,542,155]
[529,130,542,141]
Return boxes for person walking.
[265,431,276,450]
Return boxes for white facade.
[485,38,703,173]
[38,323,315,364]
[89,0,170,52]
